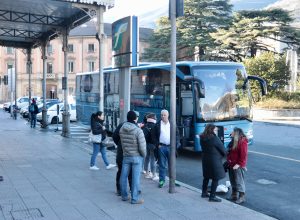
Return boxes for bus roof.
[76,61,244,76]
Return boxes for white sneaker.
[142,170,147,174]
[90,166,99,170]
[106,164,116,170]
[145,172,153,179]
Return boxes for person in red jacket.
[226,127,248,204]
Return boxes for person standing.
[90,111,116,170]
[200,124,226,202]
[227,127,248,204]
[29,99,39,128]
[142,113,158,180]
[119,111,146,204]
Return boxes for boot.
[235,192,245,204]
[209,194,221,202]
[227,190,238,201]
[201,191,209,198]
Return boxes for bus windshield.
[193,65,251,122]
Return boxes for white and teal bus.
[76,61,266,151]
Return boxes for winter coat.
[142,121,156,150]
[29,103,39,115]
[119,122,146,158]
[91,117,106,140]
[227,137,248,168]
[113,122,125,164]
[200,134,226,180]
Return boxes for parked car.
[3,96,40,112]
[37,103,76,124]
[22,99,60,118]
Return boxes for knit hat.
[127,110,138,122]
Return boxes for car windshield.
[193,65,251,122]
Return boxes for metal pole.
[97,6,105,112]
[27,48,32,123]
[169,0,177,193]
[14,49,17,119]
[61,29,70,137]
[41,42,48,128]
[119,68,131,123]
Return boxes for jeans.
[90,143,109,167]
[30,114,37,128]
[144,146,156,174]
[120,156,142,203]
[116,160,132,193]
[158,145,170,182]
[229,167,246,193]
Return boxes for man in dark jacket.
[119,111,146,204]
[151,109,180,188]
[29,99,39,128]
[113,121,132,196]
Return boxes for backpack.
[29,104,35,113]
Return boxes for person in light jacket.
[119,110,146,204]
[200,124,226,202]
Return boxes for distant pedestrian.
[142,113,158,180]
[29,98,39,128]
[0,176,3,181]
[226,127,248,204]
[119,110,146,204]
[90,111,116,170]
[200,124,226,202]
[151,109,180,188]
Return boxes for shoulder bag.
[88,131,102,143]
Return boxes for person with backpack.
[142,113,158,180]
[29,99,39,128]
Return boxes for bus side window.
[163,85,170,109]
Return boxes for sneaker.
[131,199,144,204]
[106,164,116,170]
[152,175,159,181]
[89,166,99,170]
[142,170,147,174]
[158,180,165,188]
[145,172,153,179]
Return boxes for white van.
[37,103,76,124]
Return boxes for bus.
[76,61,266,151]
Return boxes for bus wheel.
[51,117,58,124]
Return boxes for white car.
[3,96,40,112]
[37,103,76,124]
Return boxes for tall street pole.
[169,0,177,193]
[14,48,17,119]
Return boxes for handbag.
[88,131,102,143]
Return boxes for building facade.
[0,22,152,102]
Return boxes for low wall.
[253,108,300,120]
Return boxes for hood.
[121,122,138,132]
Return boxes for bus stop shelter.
[0,0,114,136]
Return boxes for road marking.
[249,150,300,163]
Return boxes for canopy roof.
[0,0,114,49]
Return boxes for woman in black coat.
[200,124,226,202]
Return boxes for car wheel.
[51,116,58,124]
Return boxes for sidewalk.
[0,111,275,220]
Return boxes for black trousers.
[202,178,219,197]
[116,160,132,192]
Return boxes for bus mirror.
[247,75,267,96]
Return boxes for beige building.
[0,21,152,102]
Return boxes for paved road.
[176,121,300,220]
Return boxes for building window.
[47,63,53,73]
[6,47,14,54]
[47,44,53,54]
[68,44,74,53]
[88,61,95,72]
[88,44,95,53]
[68,61,74,73]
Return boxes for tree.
[141,17,171,62]
[211,9,300,61]
[244,52,291,100]
[177,0,233,60]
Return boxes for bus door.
[178,83,194,147]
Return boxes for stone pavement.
[0,111,275,220]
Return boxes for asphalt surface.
[176,121,300,220]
